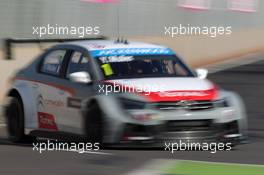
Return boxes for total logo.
[38,112,58,130]
[39,115,54,126]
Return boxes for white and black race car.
[4,38,248,146]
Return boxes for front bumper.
[108,98,247,147]
[159,120,242,144]
[114,120,244,147]
[119,124,160,144]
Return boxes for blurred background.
[0,0,263,65]
[0,0,263,37]
[0,0,263,72]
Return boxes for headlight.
[119,98,147,109]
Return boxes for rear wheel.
[5,97,35,143]
[84,103,104,144]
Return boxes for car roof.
[62,39,168,51]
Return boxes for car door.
[58,50,96,135]
[35,48,71,132]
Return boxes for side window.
[66,51,90,78]
[41,50,67,76]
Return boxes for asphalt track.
[0,56,263,175]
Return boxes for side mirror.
[195,68,208,79]
[69,71,92,84]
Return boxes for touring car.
[4,38,248,146]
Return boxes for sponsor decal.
[44,99,64,108]
[67,97,82,109]
[91,48,174,57]
[144,89,217,102]
[38,112,58,130]
[99,56,134,63]
[159,91,210,97]
[37,94,64,109]
[102,80,218,102]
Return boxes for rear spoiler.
[3,36,107,60]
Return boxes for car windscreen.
[95,55,194,79]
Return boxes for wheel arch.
[6,89,24,114]
[219,90,248,138]
[6,86,37,129]
[81,95,128,143]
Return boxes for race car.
[4,38,248,146]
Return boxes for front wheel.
[84,103,104,144]
[5,97,35,143]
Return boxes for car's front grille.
[152,100,214,111]
[166,120,213,132]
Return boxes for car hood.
[106,77,218,102]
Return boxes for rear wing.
[3,36,107,60]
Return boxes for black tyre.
[5,97,35,143]
[84,103,104,144]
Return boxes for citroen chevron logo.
[37,94,44,109]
